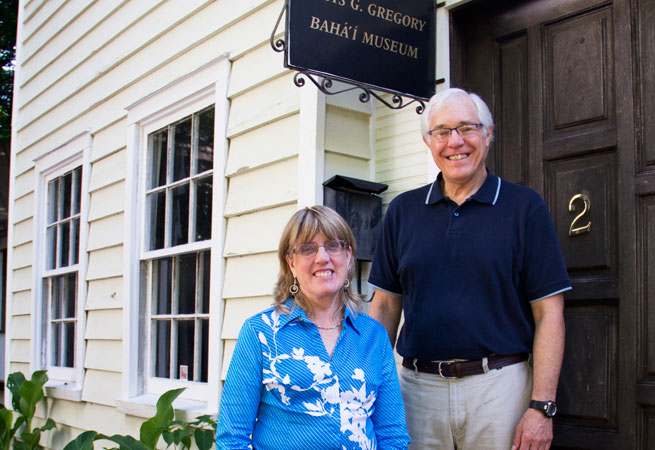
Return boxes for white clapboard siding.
[12,267,32,293]
[41,401,142,445]
[88,151,126,192]
[12,168,35,200]
[84,340,123,373]
[87,214,124,252]
[80,369,123,407]
[10,291,32,316]
[224,158,298,217]
[375,95,428,206]
[13,0,281,171]
[12,218,33,247]
[10,340,31,364]
[18,0,216,129]
[226,114,300,177]
[85,246,123,281]
[376,150,427,173]
[10,315,31,340]
[325,105,371,159]
[21,0,161,86]
[86,277,124,311]
[223,204,297,256]
[91,119,127,163]
[228,40,288,98]
[84,309,123,341]
[11,242,33,270]
[87,182,125,222]
[222,296,275,340]
[11,193,35,225]
[325,152,370,181]
[222,253,278,300]
[227,72,301,138]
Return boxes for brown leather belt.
[402,353,529,379]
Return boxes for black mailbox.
[323,175,388,262]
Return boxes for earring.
[343,279,350,288]
[289,278,299,295]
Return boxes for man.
[368,88,571,450]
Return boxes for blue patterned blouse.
[216,299,410,450]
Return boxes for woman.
[216,206,410,450]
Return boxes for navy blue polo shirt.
[369,171,571,361]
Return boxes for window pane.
[47,179,59,224]
[154,258,172,315]
[173,118,191,182]
[64,321,75,368]
[176,320,194,381]
[177,254,196,315]
[64,273,76,318]
[59,222,70,268]
[149,129,168,189]
[201,250,210,314]
[195,176,212,242]
[154,320,171,378]
[52,322,61,366]
[46,226,57,270]
[51,277,62,320]
[148,191,166,251]
[62,171,72,219]
[72,218,80,265]
[200,318,208,382]
[196,108,214,174]
[73,167,82,215]
[171,184,189,247]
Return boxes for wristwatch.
[529,400,557,418]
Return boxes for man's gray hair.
[420,88,494,141]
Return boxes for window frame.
[33,133,91,399]
[124,55,229,413]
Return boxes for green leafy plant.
[63,388,216,450]
[0,370,56,450]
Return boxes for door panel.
[497,34,529,185]
[559,307,617,427]
[637,0,655,169]
[451,0,638,447]
[546,153,617,274]
[544,7,615,140]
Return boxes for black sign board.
[285,0,436,101]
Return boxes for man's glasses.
[293,240,349,258]
[427,123,483,142]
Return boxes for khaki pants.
[399,360,533,450]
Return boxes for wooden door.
[451,0,654,448]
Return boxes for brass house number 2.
[568,193,591,236]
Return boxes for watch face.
[545,402,557,417]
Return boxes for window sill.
[45,382,83,402]
[116,395,214,421]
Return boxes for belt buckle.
[438,360,456,379]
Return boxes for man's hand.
[511,408,553,450]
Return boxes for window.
[144,107,214,385]
[44,167,82,370]
[34,133,90,397]
[124,56,229,411]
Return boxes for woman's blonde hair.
[274,205,362,315]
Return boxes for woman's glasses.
[294,240,349,258]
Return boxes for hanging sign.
[285,0,436,100]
